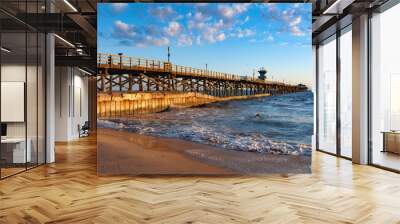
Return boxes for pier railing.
[97,53,293,87]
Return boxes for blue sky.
[98,3,312,86]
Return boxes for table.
[382,131,400,154]
[1,138,31,163]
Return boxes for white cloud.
[218,4,249,19]
[281,10,306,37]
[290,16,301,27]
[111,3,128,12]
[178,34,193,46]
[194,11,212,22]
[188,20,206,30]
[262,5,308,37]
[164,21,181,36]
[148,6,176,20]
[214,19,225,29]
[112,20,170,48]
[200,20,228,43]
[153,37,170,46]
[233,4,250,14]
[289,16,305,36]
[183,4,254,45]
[234,28,255,38]
[203,28,217,43]
[291,26,305,36]
[188,17,229,44]
[113,20,136,38]
[135,36,170,48]
[115,20,129,32]
[219,6,235,19]
[203,27,224,43]
[112,3,305,47]
[216,33,225,41]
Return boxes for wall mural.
[97,3,313,174]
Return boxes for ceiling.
[0,0,394,72]
[0,0,97,73]
[311,0,390,43]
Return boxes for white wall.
[1,63,46,164]
[1,64,26,138]
[1,64,43,138]
[55,66,69,141]
[55,66,89,141]
[72,72,89,138]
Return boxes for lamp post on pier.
[118,53,123,68]
[167,46,170,62]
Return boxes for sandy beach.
[97,128,311,175]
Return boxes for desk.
[1,138,31,163]
[382,131,400,154]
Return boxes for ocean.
[98,91,314,156]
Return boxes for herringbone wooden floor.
[1,136,400,224]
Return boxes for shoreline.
[170,93,272,108]
[97,128,311,175]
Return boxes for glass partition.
[0,31,28,177]
[317,35,337,154]
[0,1,46,179]
[370,3,400,171]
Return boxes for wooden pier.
[97,53,307,96]
[96,53,307,117]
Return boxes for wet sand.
[97,128,311,175]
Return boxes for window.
[370,3,400,171]
[317,36,337,154]
[339,27,352,158]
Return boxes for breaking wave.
[98,91,313,156]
